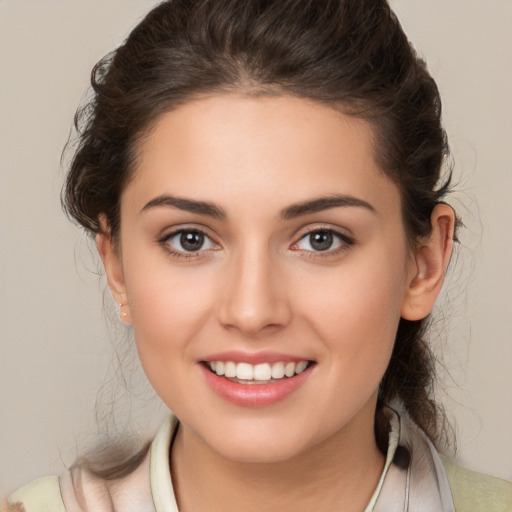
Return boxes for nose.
[216,245,292,336]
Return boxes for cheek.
[121,251,216,373]
[298,250,408,387]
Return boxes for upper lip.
[201,350,314,365]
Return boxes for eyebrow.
[140,193,376,219]
[141,195,226,218]
[281,195,377,219]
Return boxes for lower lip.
[200,364,312,407]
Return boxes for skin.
[98,94,454,512]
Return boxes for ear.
[401,204,455,321]
[96,216,132,324]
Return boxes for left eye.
[294,230,348,252]
[164,229,216,253]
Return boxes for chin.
[199,420,318,464]
[219,439,308,464]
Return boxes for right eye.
[162,229,218,255]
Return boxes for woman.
[6,0,512,510]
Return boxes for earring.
[118,303,128,318]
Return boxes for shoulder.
[7,476,65,512]
[7,448,154,512]
[441,456,512,512]
[5,416,176,512]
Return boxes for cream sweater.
[7,415,512,512]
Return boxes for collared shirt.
[8,410,512,511]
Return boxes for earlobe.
[401,204,455,321]
[96,217,132,324]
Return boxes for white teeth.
[224,361,237,378]
[209,360,310,381]
[284,362,296,377]
[295,361,308,374]
[236,362,254,380]
[215,361,225,376]
[254,363,272,381]
[271,362,285,379]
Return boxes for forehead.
[125,94,399,218]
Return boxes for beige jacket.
[8,412,512,512]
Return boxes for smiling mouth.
[202,360,314,384]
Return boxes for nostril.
[216,263,292,334]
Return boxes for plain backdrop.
[1,0,511,493]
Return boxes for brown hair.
[64,0,454,476]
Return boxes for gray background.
[1,0,511,492]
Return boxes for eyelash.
[158,226,355,260]
[159,228,218,260]
[291,227,355,258]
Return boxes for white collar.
[148,409,455,511]
[150,414,179,512]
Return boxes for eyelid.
[290,226,355,253]
[158,225,221,258]
[158,222,218,243]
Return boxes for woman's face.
[109,94,419,463]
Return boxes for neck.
[170,405,385,512]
